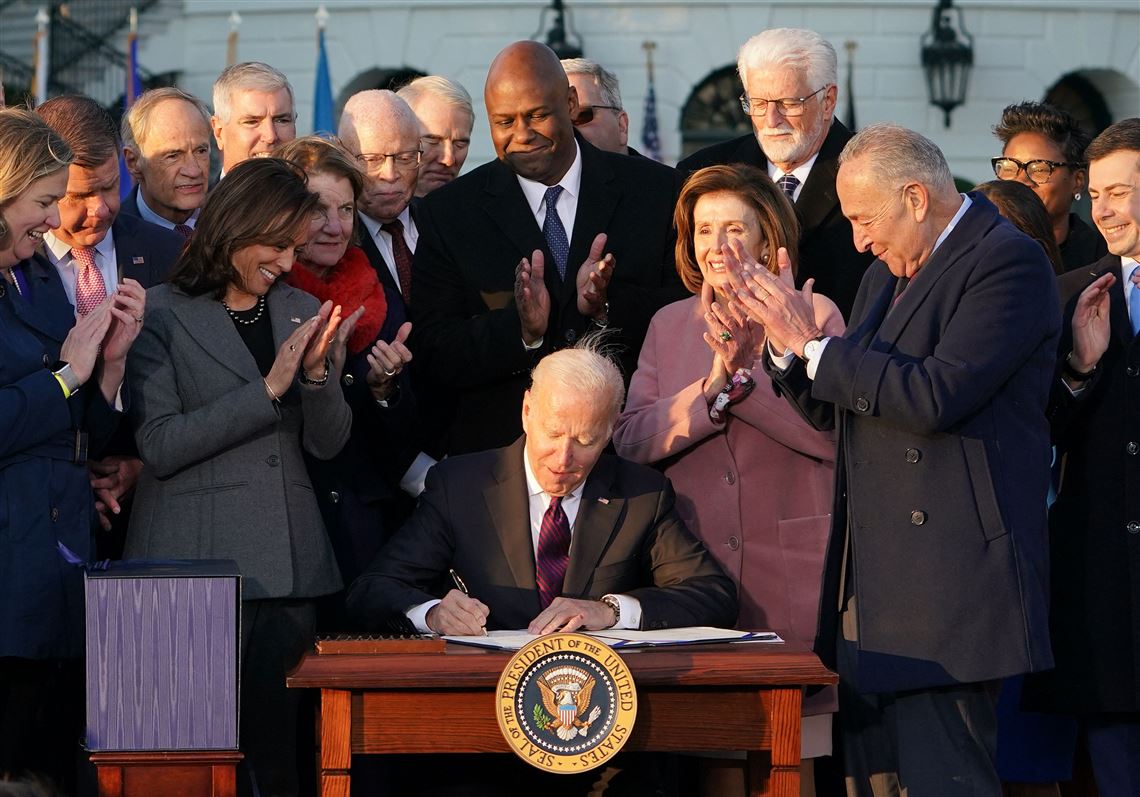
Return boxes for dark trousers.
[1085,714,1140,797]
[0,657,84,793]
[837,596,1002,797]
[238,599,316,797]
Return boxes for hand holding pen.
[425,568,490,636]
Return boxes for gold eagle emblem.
[536,666,603,740]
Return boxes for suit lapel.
[484,439,539,591]
[358,213,400,296]
[564,456,624,596]
[483,160,548,270]
[560,140,619,308]
[268,284,310,351]
[1105,258,1135,347]
[170,290,262,382]
[11,255,73,341]
[795,121,850,234]
[113,216,155,285]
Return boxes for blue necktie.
[1130,263,1140,337]
[542,185,570,279]
[777,173,800,203]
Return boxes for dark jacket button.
[905,448,921,463]
[50,507,60,522]
[342,373,354,387]
[1128,366,1138,377]
[43,354,52,367]
[564,328,578,344]
[855,397,870,412]
[266,455,280,466]
[724,471,736,485]
[329,491,340,503]
[910,510,927,526]
[1127,442,1138,456]
[1128,521,1140,534]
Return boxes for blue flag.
[313,28,334,136]
[120,32,144,198]
[641,69,662,162]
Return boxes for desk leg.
[319,688,352,797]
[749,687,803,797]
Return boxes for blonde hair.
[0,108,73,251]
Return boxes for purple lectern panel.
[85,560,240,751]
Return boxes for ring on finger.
[719,331,733,342]
[289,344,296,352]
[383,368,397,377]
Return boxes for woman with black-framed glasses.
[992,101,1107,272]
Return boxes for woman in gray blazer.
[125,158,352,797]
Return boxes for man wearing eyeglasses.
[561,58,634,157]
[678,27,872,321]
[339,89,422,310]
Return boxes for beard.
[756,112,827,167]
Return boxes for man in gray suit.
[348,341,737,635]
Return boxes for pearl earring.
[1074,192,1082,201]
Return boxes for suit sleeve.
[0,370,73,458]
[812,237,1060,435]
[625,479,738,629]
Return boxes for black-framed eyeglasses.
[739,87,826,118]
[572,105,622,126]
[356,150,422,174]
[991,156,1081,186]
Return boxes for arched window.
[1044,72,1113,140]
[679,65,750,160]
[335,67,427,119]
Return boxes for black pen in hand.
[449,568,487,636]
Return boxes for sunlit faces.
[692,191,769,294]
[743,67,835,172]
[226,220,311,309]
[0,169,67,268]
[212,87,296,172]
[1089,149,1140,260]
[53,156,121,249]
[128,98,211,224]
[351,120,420,223]
[1000,131,1083,230]
[485,70,578,185]
[408,94,473,196]
[302,171,355,271]
[521,386,612,497]
[566,73,627,155]
[837,157,928,278]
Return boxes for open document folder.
[442,627,783,651]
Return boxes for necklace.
[222,294,266,325]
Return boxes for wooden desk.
[288,642,836,797]
[89,750,242,797]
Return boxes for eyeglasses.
[356,150,422,174]
[739,87,825,118]
[572,105,622,126]
[991,157,1081,186]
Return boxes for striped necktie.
[535,496,571,609]
[777,173,800,202]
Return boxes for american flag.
[641,56,662,161]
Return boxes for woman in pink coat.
[613,164,845,789]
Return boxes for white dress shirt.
[44,229,119,311]
[359,206,419,295]
[768,151,821,203]
[516,141,583,243]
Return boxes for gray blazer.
[124,282,351,600]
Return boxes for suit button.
[1128,366,1139,377]
[564,329,578,344]
[0,283,6,298]
[855,396,870,413]
[724,471,736,485]
[1128,442,1138,456]
[43,354,52,367]
[266,455,280,467]
[342,373,354,387]
[1128,521,1140,534]
[329,491,340,503]
[905,448,921,463]
[727,536,741,551]
[50,507,60,522]
[910,510,927,526]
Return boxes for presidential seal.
[496,633,637,773]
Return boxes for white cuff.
[804,337,831,381]
[523,335,544,351]
[399,452,437,497]
[767,340,795,372]
[611,594,642,630]
[407,599,441,633]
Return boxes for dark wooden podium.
[287,642,836,797]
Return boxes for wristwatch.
[592,301,610,329]
[802,336,826,361]
[51,360,81,397]
[600,594,621,628]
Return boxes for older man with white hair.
[733,123,1060,794]
[211,61,297,174]
[679,27,872,320]
[561,57,632,156]
[397,75,474,197]
[339,89,422,309]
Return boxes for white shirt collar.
[359,204,414,240]
[768,150,821,187]
[522,439,587,506]
[516,141,583,218]
[932,194,972,256]
[136,189,199,230]
[44,228,116,264]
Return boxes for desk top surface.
[287,641,837,690]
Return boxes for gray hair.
[839,123,955,192]
[122,87,211,154]
[338,90,421,152]
[212,61,295,124]
[560,57,623,110]
[397,75,474,120]
[530,332,625,426]
[737,28,837,90]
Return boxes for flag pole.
[33,7,50,106]
[226,11,242,68]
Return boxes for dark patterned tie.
[173,224,193,240]
[535,496,571,609]
[542,185,570,279]
[381,219,414,306]
[777,173,800,203]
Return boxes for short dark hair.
[35,94,119,168]
[170,158,319,299]
[993,101,1091,165]
[673,164,800,295]
[1085,117,1140,163]
[973,180,1063,275]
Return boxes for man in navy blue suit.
[734,123,1060,794]
[36,95,183,549]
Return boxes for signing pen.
[448,568,487,635]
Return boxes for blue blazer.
[111,212,184,289]
[0,256,121,658]
[768,194,1060,693]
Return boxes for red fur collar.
[287,246,387,354]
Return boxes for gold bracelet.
[263,378,281,404]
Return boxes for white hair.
[122,87,211,153]
[560,58,623,110]
[397,76,474,120]
[338,90,421,151]
[212,61,294,123]
[737,28,837,90]
[530,334,625,425]
[839,123,955,192]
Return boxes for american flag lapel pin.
[290,317,302,324]
[132,256,145,264]
[597,497,610,505]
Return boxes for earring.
[1074,192,1082,201]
